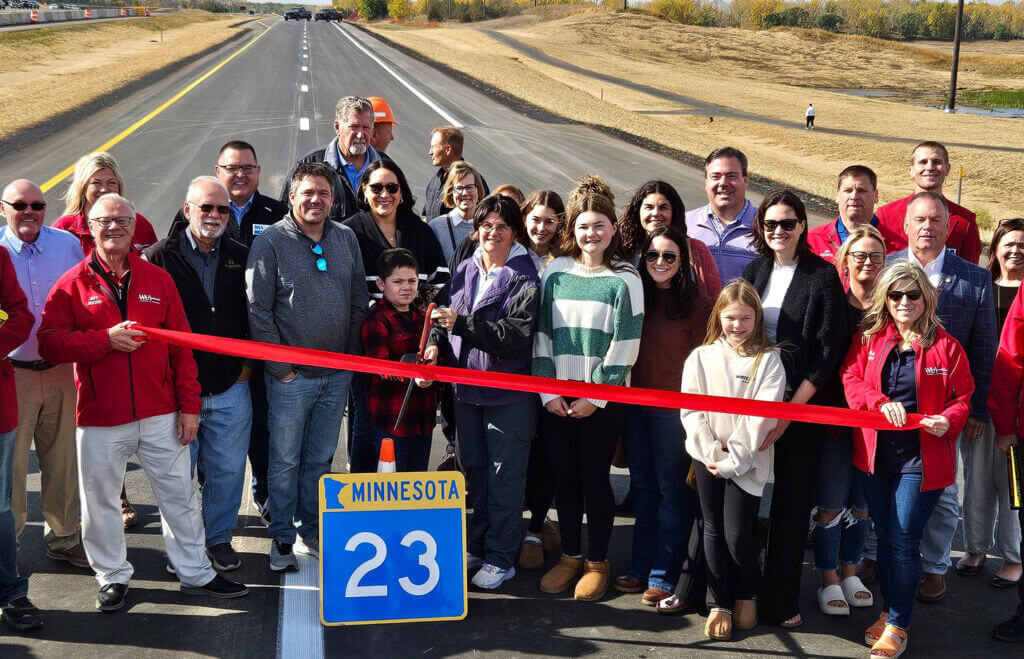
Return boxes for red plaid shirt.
[361,298,438,437]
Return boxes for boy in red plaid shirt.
[361,249,438,471]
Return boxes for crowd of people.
[1,93,1023,658]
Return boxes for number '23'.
[344,530,440,598]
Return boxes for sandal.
[779,613,802,628]
[869,624,908,658]
[657,594,698,616]
[841,575,874,608]
[705,607,732,641]
[818,584,850,616]
[121,497,138,528]
[864,612,889,645]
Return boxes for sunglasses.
[644,250,679,265]
[886,289,923,302]
[763,219,800,232]
[2,200,46,212]
[311,243,327,272]
[850,251,884,264]
[192,203,230,215]
[368,182,400,196]
[89,216,133,228]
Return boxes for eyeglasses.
[644,250,679,265]
[217,164,258,175]
[453,184,477,195]
[850,251,884,264]
[886,289,923,302]
[191,202,230,215]
[368,182,400,196]
[89,216,134,228]
[479,222,511,235]
[1,200,46,212]
[311,242,327,272]
[763,219,800,232]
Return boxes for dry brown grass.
[370,8,1023,225]
[0,12,253,141]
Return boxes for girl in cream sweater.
[680,280,787,641]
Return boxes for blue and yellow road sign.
[319,472,468,626]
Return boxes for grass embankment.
[0,11,255,142]
[961,89,1024,109]
[365,7,1024,229]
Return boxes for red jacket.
[0,248,34,433]
[841,322,974,491]
[37,252,201,427]
[52,211,159,257]
[876,195,982,264]
[989,284,1024,438]
[807,217,903,266]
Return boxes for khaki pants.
[13,364,80,552]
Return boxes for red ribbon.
[136,325,922,431]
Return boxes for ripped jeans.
[813,432,870,571]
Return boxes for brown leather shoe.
[540,519,561,552]
[519,537,544,569]
[540,555,583,594]
[641,587,672,606]
[858,558,878,585]
[575,560,610,601]
[613,575,645,593]
[916,572,947,603]
[47,542,90,569]
[733,599,757,629]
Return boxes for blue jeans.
[369,426,432,472]
[919,435,961,575]
[858,469,943,631]
[190,380,253,546]
[0,430,28,604]
[813,432,870,571]
[456,398,538,570]
[346,373,376,473]
[266,371,351,544]
[623,408,692,592]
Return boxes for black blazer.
[167,191,286,248]
[742,253,848,403]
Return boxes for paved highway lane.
[4,16,1014,659]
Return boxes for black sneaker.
[252,498,271,526]
[993,613,1024,642]
[269,539,298,572]
[96,583,129,612]
[2,597,43,631]
[181,574,249,599]
[437,455,458,472]
[206,542,242,571]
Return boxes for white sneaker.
[294,535,319,559]
[472,563,515,589]
[466,554,484,571]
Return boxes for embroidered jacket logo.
[86,295,102,306]
[138,294,161,304]
[924,366,949,376]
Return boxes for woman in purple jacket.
[425,195,541,590]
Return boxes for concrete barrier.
[0,8,142,27]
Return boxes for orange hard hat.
[368,96,398,125]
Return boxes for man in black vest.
[145,176,253,572]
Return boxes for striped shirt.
[532,256,645,407]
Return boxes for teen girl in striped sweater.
[532,178,645,602]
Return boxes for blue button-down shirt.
[835,214,878,245]
[230,194,254,226]
[337,143,379,193]
[0,225,84,361]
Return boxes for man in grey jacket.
[246,162,368,572]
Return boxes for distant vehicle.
[283,7,310,21]
[314,8,339,21]
[18,0,41,8]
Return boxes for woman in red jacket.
[841,260,974,658]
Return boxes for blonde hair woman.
[427,160,484,263]
[52,152,158,255]
[841,261,975,658]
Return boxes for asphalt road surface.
[2,17,1018,659]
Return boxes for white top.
[806,105,815,117]
[907,248,946,290]
[761,262,797,343]
[681,339,788,496]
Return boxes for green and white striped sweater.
[532,256,645,408]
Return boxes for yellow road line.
[40,22,276,194]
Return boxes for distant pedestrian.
[805,104,815,129]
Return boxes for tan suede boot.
[541,519,561,552]
[733,599,757,629]
[574,560,611,601]
[518,536,544,569]
[540,554,584,593]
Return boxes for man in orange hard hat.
[368,97,398,154]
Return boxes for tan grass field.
[0,11,256,142]
[368,7,1024,231]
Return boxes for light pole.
[946,0,964,113]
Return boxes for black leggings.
[542,402,624,561]
[694,461,762,609]
[525,427,556,534]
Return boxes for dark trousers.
[346,373,377,474]
[760,422,822,624]
[675,491,708,609]
[694,461,762,610]
[247,362,270,503]
[525,415,556,534]
[542,401,624,562]
[1019,504,1024,614]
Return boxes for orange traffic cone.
[377,438,396,473]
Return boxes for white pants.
[77,413,216,588]
[962,422,1022,563]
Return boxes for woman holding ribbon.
[532,176,644,602]
[841,261,974,658]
